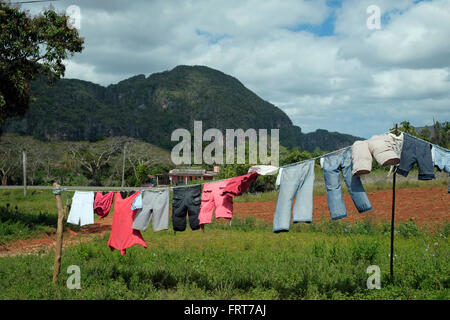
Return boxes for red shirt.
[108,191,147,255]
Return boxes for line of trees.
[0,134,173,186]
[0,121,447,189]
[397,120,449,148]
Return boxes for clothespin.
[391,123,400,175]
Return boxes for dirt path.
[0,215,114,257]
[0,186,448,257]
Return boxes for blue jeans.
[322,148,372,220]
[273,160,315,232]
[432,145,450,192]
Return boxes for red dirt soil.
[0,187,448,256]
[0,215,114,257]
[234,186,450,227]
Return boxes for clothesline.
[280,129,449,169]
[279,129,396,169]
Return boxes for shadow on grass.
[0,205,59,243]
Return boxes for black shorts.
[171,184,202,231]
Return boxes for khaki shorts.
[352,133,403,176]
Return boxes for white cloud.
[371,68,450,99]
[20,0,450,139]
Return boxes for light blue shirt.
[131,191,143,210]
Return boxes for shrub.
[351,240,380,264]
[398,218,421,238]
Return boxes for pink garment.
[198,173,259,225]
[198,180,233,225]
[108,191,147,255]
[222,172,259,197]
[94,192,114,218]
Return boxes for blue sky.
[21,0,450,139]
[286,0,340,36]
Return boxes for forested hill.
[2,65,361,151]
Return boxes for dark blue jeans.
[322,148,372,220]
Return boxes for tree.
[0,2,84,125]
[397,121,417,136]
[0,134,22,185]
[418,125,431,142]
[68,138,125,185]
[440,122,449,148]
[431,120,441,145]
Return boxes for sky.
[19,0,450,139]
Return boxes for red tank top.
[108,191,147,255]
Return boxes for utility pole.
[121,143,127,187]
[23,151,27,197]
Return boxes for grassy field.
[0,170,448,300]
[0,217,448,300]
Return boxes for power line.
[8,0,62,4]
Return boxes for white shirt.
[248,165,279,176]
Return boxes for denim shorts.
[432,145,450,173]
[397,134,435,180]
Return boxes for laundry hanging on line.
[94,191,114,218]
[270,130,448,233]
[351,132,404,176]
[67,191,95,227]
[132,188,170,232]
[60,129,449,248]
[198,172,259,226]
[108,191,147,256]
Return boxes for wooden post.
[390,123,398,282]
[52,182,65,285]
[23,151,27,197]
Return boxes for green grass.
[0,217,448,300]
[0,205,57,244]
[0,175,448,300]
[0,189,79,242]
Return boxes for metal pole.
[23,151,27,197]
[390,123,398,282]
[390,169,396,282]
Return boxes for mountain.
[2,65,361,151]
